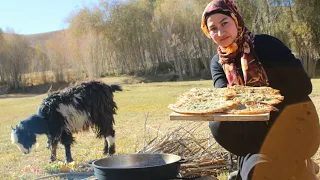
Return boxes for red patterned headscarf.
[201,0,269,87]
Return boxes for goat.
[11,80,122,162]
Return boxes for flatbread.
[168,98,240,115]
[228,93,284,105]
[229,85,280,94]
[169,85,283,115]
[226,101,279,114]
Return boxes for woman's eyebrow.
[219,17,228,23]
[208,17,229,29]
[210,17,228,27]
[208,24,216,29]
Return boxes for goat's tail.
[110,85,122,92]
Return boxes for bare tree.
[2,31,30,89]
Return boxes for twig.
[136,136,158,153]
[143,112,150,149]
[34,172,94,180]
[146,125,165,135]
[138,123,231,178]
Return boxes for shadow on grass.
[130,74,211,83]
[0,82,71,99]
[0,74,212,99]
[0,94,40,99]
[35,171,94,180]
[39,162,94,180]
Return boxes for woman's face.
[206,13,238,48]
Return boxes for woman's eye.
[210,27,217,32]
[222,22,228,26]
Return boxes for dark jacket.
[210,34,312,124]
[208,34,319,158]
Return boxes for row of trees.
[0,0,319,89]
[0,29,30,89]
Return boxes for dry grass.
[20,70,86,86]
[0,77,319,179]
[138,122,230,178]
[0,77,212,179]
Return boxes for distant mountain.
[21,30,65,53]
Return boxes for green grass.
[312,79,320,95]
[0,77,319,179]
[0,77,214,179]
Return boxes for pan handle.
[88,159,97,165]
[178,158,188,164]
[174,175,201,179]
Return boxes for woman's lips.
[220,36,229,41]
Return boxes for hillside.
[21,30,65,53]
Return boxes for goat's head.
[11,124,36,155]
[110,85,122,92]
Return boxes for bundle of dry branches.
[137,122,233,178]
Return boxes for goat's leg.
[50,141,58,162]
[61,131,74,162]
[103,129,115,155]
[228,152,234,171]
[64,144,73,163]
[46,139,51,149]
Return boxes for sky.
[0,0,99,35]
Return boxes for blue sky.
[0,0,98,35]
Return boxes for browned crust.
[227,101,279,114]
[259,95,284,105]
[228,93,284,105]
[169,107,228,115]
[229,109,273,115]
[229,85,281,94]
[169,85,283,115]
[260,99,282,105]
[276,96,284,101]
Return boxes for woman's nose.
[217,29,223,36]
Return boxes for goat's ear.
[111,85,122,92]
[11,125,15,131]
[47,85,53,95]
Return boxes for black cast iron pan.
[92,153,198,180]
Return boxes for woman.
[201,0,320,179]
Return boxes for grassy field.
[0,77,319,179]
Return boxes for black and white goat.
[11,81,122,162]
